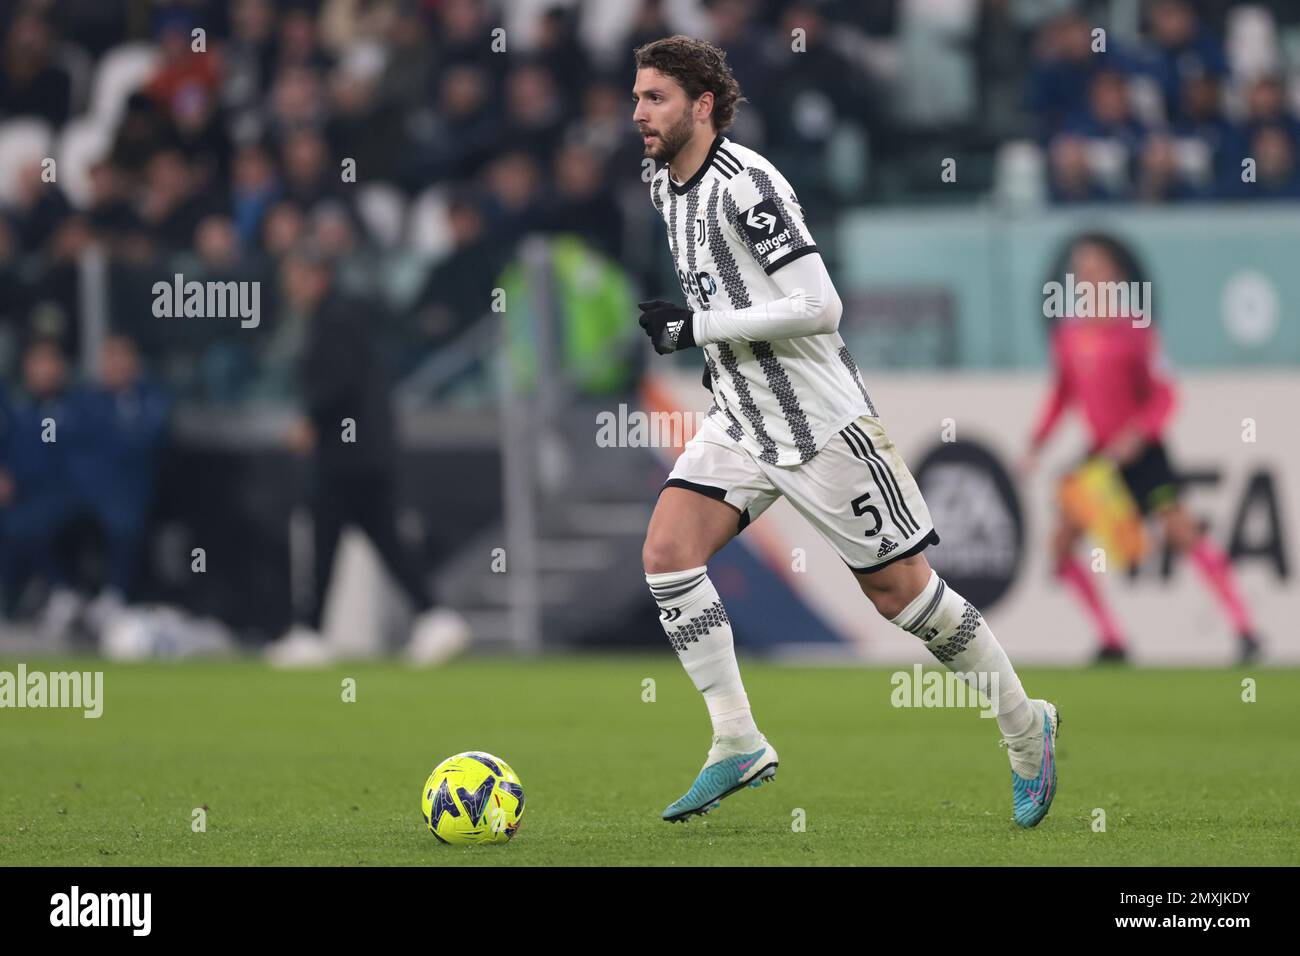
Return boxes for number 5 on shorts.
[851,491,882,537]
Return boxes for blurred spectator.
[502,61,567,166]
[145,9,222,110]
[0,8,72,125]
[231,142,282,247]
[707,0,769,130]
[66,335,171,606]
[546,142,623,260]
[1135,135,1204,202]
[110,92,175,174]
[528,5,591,112]
[483,150,547,244]
[1048,70,1147,201]
[760,1,873,203]
[223,0,279,121]
[429,0,501,81]
[1246,125,1300,199]
[1049,134,1115,203]
[373,1,436,117]
[190,213,273,293]
[1172,74,1247,194]
[407,63,501,185]
[135,150,214,251]
[1242,75,1300,147]
[7,158,77,256]
[1027,12,1110,140]
[1140,0,1227,123]
[279,127,344,212]
[404,192,507,366]
[276,4,332,73]
[0,338,79,624]
[171,82,234,193]
[1062,70,1147,156]
[2,161,87,351]
[324,52,407,183]
[261,199,308,258]
[267,63,328,136]
[565,76,643,172]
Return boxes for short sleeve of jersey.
[722,167,818,275]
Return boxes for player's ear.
[695,90,714,124]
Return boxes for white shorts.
[663,413,939,573]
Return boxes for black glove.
[638,299,697,355]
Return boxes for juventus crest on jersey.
[650,135,876,467]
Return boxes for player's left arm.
[695,169,840,343]
[637,171,840,354]
[691,250,842,344]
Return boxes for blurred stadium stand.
[1,0,1297,654]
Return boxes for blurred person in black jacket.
[0,8,72,125]
[402,191,505,373]
[266,244,469,667]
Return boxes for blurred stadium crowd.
[1032,4,1300,202]
[2,0,1300,640]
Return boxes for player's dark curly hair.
[633,35,745,132]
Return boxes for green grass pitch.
[2,656,1297,866]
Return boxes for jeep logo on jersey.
[678,268,716,308]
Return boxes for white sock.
[890,569,1035,739]
[646,565,760,746]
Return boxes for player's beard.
[648,108,695,165]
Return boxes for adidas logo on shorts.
[877,535,899,559]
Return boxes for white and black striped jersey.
[649,134,876,466]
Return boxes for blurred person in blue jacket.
[67,334,171,618]
[0,338,81,630]
[0,335,169,638]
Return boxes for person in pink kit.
[1022,233,1261,664]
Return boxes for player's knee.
[642,535,701,575]
[863,587,912,621]
[857,555,931,619]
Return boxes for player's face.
[632,68,697,164]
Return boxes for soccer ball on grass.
[421,751,524,844]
